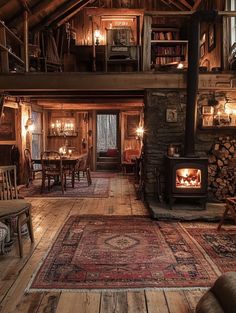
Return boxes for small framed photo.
[230,115,236,126]
[208,24,216,52]
[200,43,205,58]
[202,115,213,127]
[202,106,214,115]
[166,108,177,123]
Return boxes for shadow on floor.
[147,197,228,222]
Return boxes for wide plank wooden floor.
[0,174,204,313]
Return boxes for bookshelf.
[151,27,188,69]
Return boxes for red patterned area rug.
[19,178,110,198]
[182,223,236,273]
[27,216,219,291]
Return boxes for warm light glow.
[94,30,102,45]
[136,126,144,138]
[25,117,34,132]
[177,62,184,69]
[51,119,75,136]
[176,168,201,189]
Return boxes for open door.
[96,112,120,171]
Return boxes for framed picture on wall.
[125,114,140,139]
[208,24,216,52]
[0,107,16,141]
[166,108,177,123]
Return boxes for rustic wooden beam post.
[23,10,29,72]
[91,16,96,72]
[142,15,152,71]
[0,24,9,72]
[184,12,199,157]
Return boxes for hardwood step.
[96,161,121,171]
[97,156,120,162]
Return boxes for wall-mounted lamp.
[25,116,34,131]
[136,126,144,138]
[94,30,101,45]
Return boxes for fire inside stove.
[176,168,201,189]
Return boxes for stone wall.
[144,89,236,201]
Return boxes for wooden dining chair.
[24,148,42,187]
[76,146,92,186]
[0,165,34,257]
[41,151,67,194]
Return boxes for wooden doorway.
[96,112,120,171]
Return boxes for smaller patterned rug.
[182,223,236,273]
[27,216,219,291]
[19,178,110,198]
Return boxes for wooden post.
[0,25,9,72]
[142,15,152,71]
[23,10,29,72]
[184,13,199,157]
[91,16,96,72]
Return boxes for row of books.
[152,45,186,55]
[151,31,179,41]
[154,56,182,65]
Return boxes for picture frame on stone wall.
[202,105,214,115]
[202,115,213,127]
[208,23,216,52]
[230,115,236,126]
[166,108,177,123]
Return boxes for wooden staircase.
[96,155,120,171]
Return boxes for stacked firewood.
[208,136,236,201]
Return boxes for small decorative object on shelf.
[201,102,236,128]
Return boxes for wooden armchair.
[76,146,92,186]
[122,149,140,174]
[0,165,34,257]
[41,151,68,194]
[24,148,42,187]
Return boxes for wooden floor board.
[0,174,202,313]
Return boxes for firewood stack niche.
[208,136,236,201]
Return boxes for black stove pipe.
[184,11,218,157]
[184,13,200,157]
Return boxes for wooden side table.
[217,197,236,230]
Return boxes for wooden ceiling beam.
[0,72,186,91]
[18,0,31,13]
[8,0,61,31]
[54,0,93,27]
[31,0,92,32]
[178,0,192,10]
[85,8,144,16]
[193,0,202,10]
[36,102,143,110]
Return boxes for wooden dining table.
[33,154,87,188]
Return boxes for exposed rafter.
[179,0,192,10]
[193,0,202,10]
[32,0,93,32]
[8,0,63,31]
[55,0,94,27]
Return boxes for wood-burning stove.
[166,156,208,209]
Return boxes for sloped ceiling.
[0,0,202,36]
[0,0,94,34]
